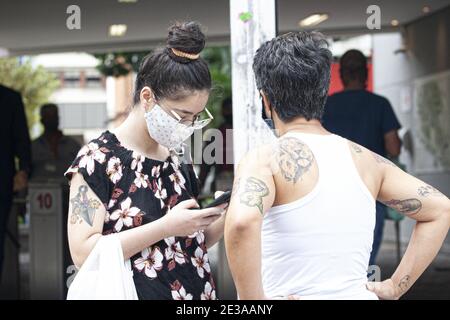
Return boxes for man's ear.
[260,91,272,119]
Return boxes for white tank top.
[261,132,378,300]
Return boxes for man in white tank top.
[224,31,450,300]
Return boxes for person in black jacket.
[0,84,31,280]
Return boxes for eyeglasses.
[157,100,214,129]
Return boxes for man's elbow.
[225,214,259,237]
[442,199,450,227]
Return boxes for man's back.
[227,130,449,299]
[260,132,379,299]
[322,89,401,157]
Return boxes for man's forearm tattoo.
[239,177,269,215]
[417,185,445,197]
[277,137,314,183]
[383,198,422,216]
[70,185,101,226]
[372,152,397,167]
[398,275,411,293]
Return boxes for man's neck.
[276,118,330,137]
[343,82,366,91]
[43,129,62,139]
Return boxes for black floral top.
[64,131,217,300]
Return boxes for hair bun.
[166,21,205,62]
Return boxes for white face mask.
[144,104,195,153]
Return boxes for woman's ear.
[140,86,154,110]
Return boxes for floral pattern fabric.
[65,131,216,300]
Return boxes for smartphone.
[203,190,232,209]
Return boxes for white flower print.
[106,156,123,184]
[134,171,149,188]
[134,247,163,279]
[107,198,117,209]
[191,246,211,278]
[151,165,161,178]
[104,211,110,223]
[110,197,141,232]
[169,169,186,195]
[171,155,181,170]
[188,231,205,245]
[64,165,78,176]
[131,151,144,172]
[154,178,167,208]
[201,281,216,300]
[171,281,193,300]
[164,237,186,265]
[77,142,107,175]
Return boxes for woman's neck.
[113,107,169,160]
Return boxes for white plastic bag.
[67,234,138,300]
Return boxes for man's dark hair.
[133,21,211,104]
[339,49,368,86]
[253,31,332,121]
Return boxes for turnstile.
[29,182,65,299]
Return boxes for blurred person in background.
[0,84,31,280]
[31,103,80,182]
[31,102,81,295]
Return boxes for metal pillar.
[216,0,277,300]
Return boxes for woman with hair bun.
[65,21,225,300]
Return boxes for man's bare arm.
[224,149,275,300]
[225,137,314,300]
[360,151,450,299]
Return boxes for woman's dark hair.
[253,31,332,121]
[339,49,368,86]
[133,21,211,104]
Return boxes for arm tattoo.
[398,275,411,293]
[350,142,362,153]
[372,152,397,167]
[70,185,101,226]
[277,137,314,183]
[383,198,422,216]
[418,185,445,197]
[239,177,269,215]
